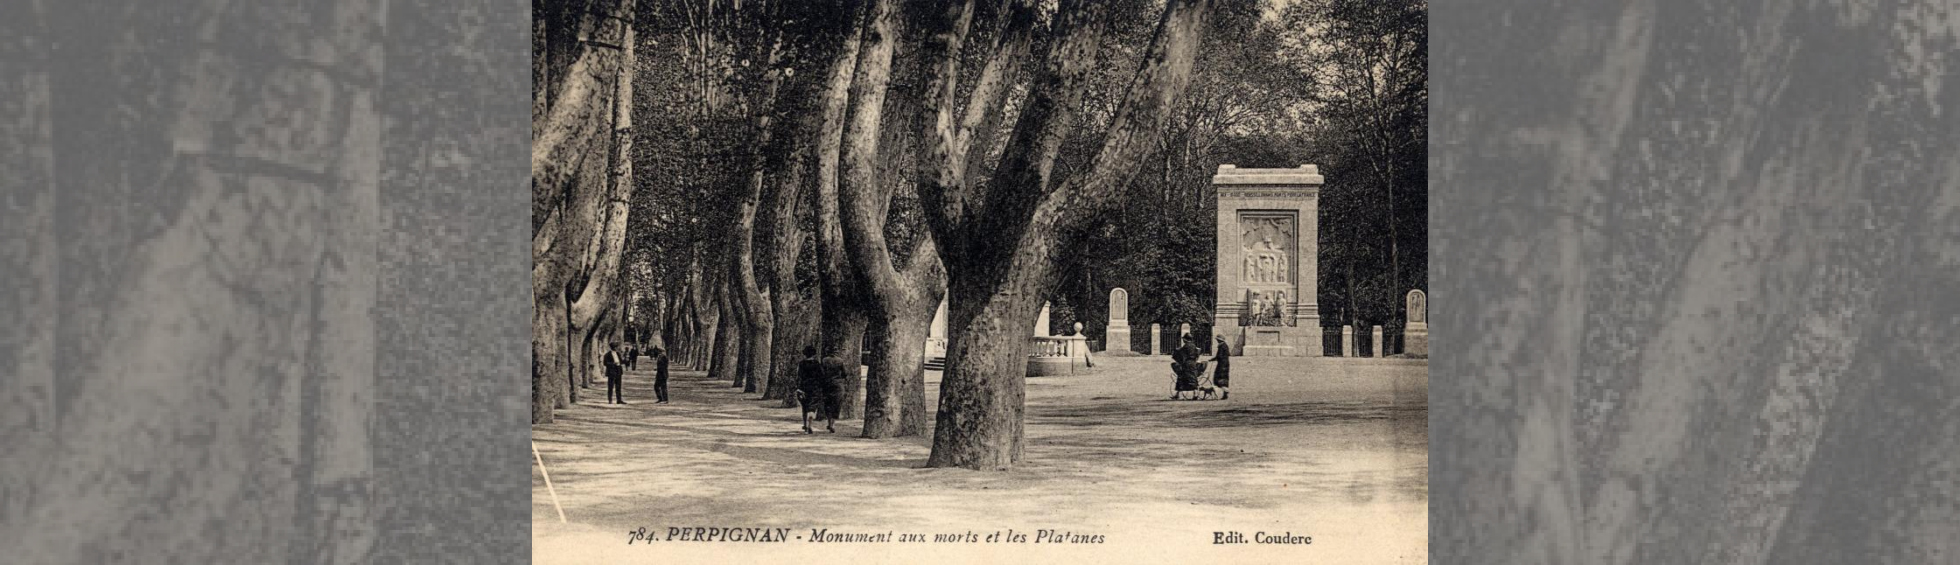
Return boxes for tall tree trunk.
[563,0,637,404]
[921,0,1211,469]
[733,192,773,395]
[868,312,939,437]
[708,278,740,386]
[897,313,939,435]
[534,290,568,422]
[836,0,952,438]
[929,281,1044,468]
[687,262,717,369]
[812,13,873,418]
[732,25,792,397]
[727,258,754,390]
[0,1,383,560]
[763,151,813,402]
[533,0,634,421]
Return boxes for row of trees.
[532,0,1427,470]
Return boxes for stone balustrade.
[1027,335,1092,376]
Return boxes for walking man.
[652,346,670,404]
[604,341,627,404]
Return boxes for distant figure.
[626,342,639,371]
[1209,337,1232,400]
[652,347,670,404]
[796,346,832,434]
[604,341,627,404]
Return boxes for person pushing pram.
[1169,336,1209,400]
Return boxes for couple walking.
[795,346,847,434]
[602,341,669,405]
[1170,336,1232,400]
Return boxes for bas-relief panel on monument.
[1238,211,1297,327]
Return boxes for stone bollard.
[1342,325,1355,357]
[1151,324,1162,356]
[1373,325,1385,358]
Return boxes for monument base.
[1404,322,1428,357]
[1103,327,1135,355]
[1214,315,1323,357]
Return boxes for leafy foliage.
[1057,0,1426,347]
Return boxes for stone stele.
[1404,289,1427,356]
[1105,288,1133,355]
[1213,164,1323,356]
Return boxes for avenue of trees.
[533,0,1428,470]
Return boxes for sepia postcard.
[531,0,1427,562]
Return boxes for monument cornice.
[1211,164,1325,187]
[1217,187,1321,199]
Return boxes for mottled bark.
[686,263,717,369]
[836,0,951,439]
[0,0,56,542]
[732,197,772,395]
[763,150,813,402]
[921,0,1212,468]
[0,0,383,560]
[866,315,937,438]
[533,0,634,420]
[708,279,741,386]
[813,17,873,418]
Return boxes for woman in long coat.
[1171,337,1203,399]
[1210,337,1232,400]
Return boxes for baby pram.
[1172,358,1209,398]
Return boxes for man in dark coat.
[652,347,670,404]
[604,341,627,404]
[796,346,830,434]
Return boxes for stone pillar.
[1373,325,1385,358]
[1211,164,1324,356]
[1342,325,1355,357]
[930,298,948,339]
[1179,323,1191,338]
[1035,302,1051,337]
[1151,324,1162,356]
[1104,288,1132,355]
[924,297,950,366]
[1404,289,1428,357]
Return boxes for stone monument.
[1034,302,1051,337]
[1104,288,1133,355]
[1212,164,1323,356]
[1404,289,1427,357]
[924,298,949,370]
[931,298,948,339]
